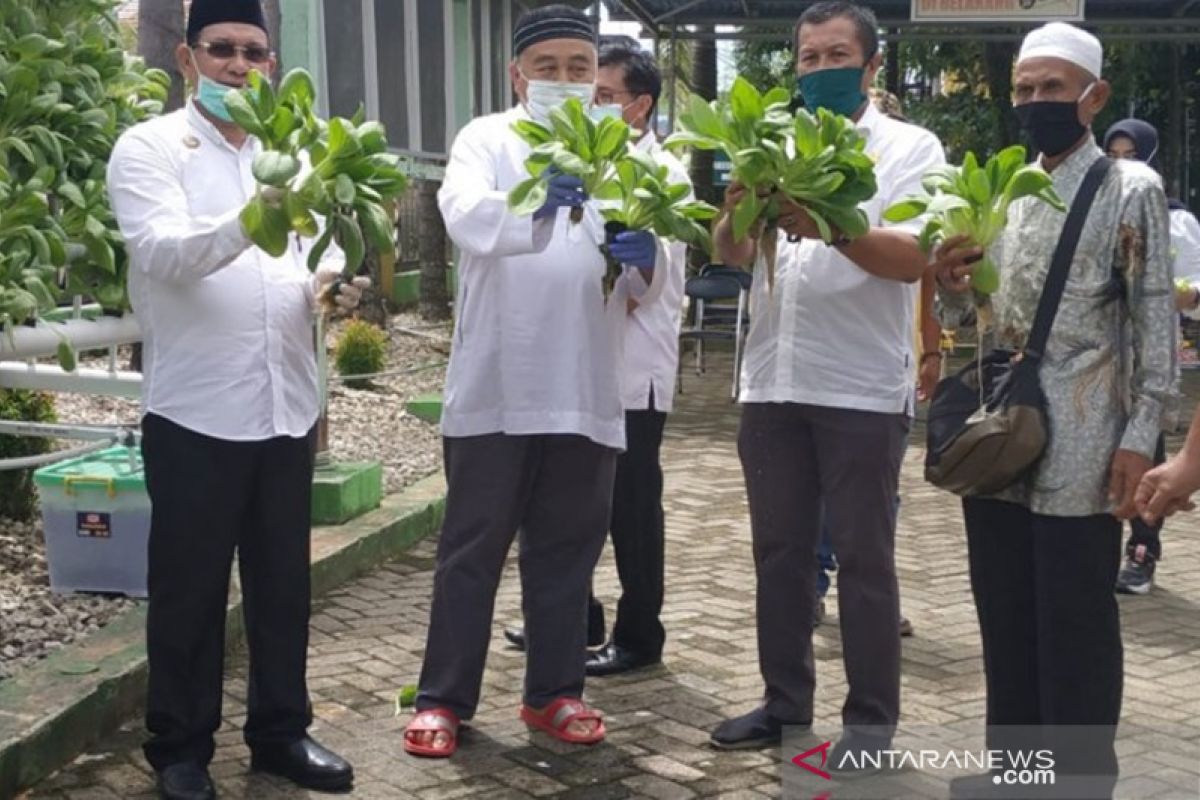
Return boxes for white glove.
[313,268,372,313]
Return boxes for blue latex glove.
[533,171,586,221]
[607,230,656,270]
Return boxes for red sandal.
[403,707,460,757]
[520,697,606,745]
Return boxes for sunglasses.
[195,41,273,64]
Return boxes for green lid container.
[34,446,145,497]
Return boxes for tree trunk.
[983,41,1020,148]
[885,29,900,96]
[137,0,186,111]
[690,28,718,271]
[418,180,451,321]
[262,0,283,61]
[131,0,186,371]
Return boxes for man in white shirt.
[403,5,666,758]
[707,1,945,771]
[503,36,690,676]
[107,1,359,797]
[586,36,689,676]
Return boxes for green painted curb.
[392,270,420,307]
[311,462,383,525]
[405,393,443,424]
[0,473,446,797]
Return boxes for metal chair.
[698,264,752,333]
[678,273,746,400]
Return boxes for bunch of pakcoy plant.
[883,144,1065,325]
[664,77,877,290]
[0,0,169,366]
[229,69,408,294]
[507,98,717,300]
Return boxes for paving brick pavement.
[26,355,1200,799]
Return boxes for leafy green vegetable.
[507,97,631,224]
[506,99,717,301]
[883,144,1065,296]
[0,0,169,365]
[235,69,409,281]
[664,77,877,289]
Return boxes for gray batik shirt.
[938,141,1179,518]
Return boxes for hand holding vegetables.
[506,98,716,301]
[666,77,876,289]
[606,230,656,270]
[885,144,1064,301]
[533,170,586,221]
[231,69,408,279]
[313,268,371,314]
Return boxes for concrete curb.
[0,473,446,796]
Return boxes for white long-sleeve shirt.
[1169,207,1200,320]
[437,105,666,451]
[108,101,323,441]
[622,134,690,413]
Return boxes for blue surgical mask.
[797,67,867,118]
[195,71,235,123]
[519,68,595,124]
[589,104,625,123]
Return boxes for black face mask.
[1014,100,1087,158]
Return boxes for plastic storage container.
[33,445,150,597]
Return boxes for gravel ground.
[0,311,448,679]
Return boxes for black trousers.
[1124,435,1166,559]
[140,413,316,770]
[963,498,1122,788]
[589,402,668,657]
[738,402,908,733]
[417,433,617,719]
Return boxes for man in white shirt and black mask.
[708,0,945,773]
[403,5,666,758]
[107,0,361,797]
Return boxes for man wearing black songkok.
[107,0,357,796]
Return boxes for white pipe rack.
[0,363,142,398]
[0,314,142,361]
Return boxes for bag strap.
[1025,156,1114,359]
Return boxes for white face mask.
[520,69,595,123]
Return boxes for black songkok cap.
[186,0,268,44]
[513,4,595,57]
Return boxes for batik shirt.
[939,141,1178,517]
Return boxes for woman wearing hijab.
[1103,117,1197,595]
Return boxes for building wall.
[279,0,548,168]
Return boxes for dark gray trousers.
[416,433,617,720]
[739,402,908,733]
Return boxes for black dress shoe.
[250,736,353,792]
[157,762,216,800]
[504,625,606,651]
[709,707,811,750]
[585,642,660,677]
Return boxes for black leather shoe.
[504,625,606,651]
[250,736,353,792]
[156,762,216,800]
[584,642,661,677]
[710,707,811,750]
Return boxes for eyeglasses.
[194,41,273,64]
[594,90,635,105]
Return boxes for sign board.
[911,0,1085,22]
